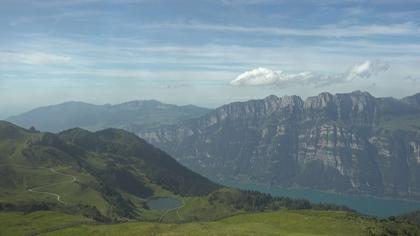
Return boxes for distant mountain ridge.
[7,100,211,133]
[138,91,420,200]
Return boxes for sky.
[1,0,420,118]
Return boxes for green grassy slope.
[0,121,222,221]
[1,210,419,236]
[0,211,92,236]
[397,210,420,226]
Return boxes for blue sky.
[1,0,420,118]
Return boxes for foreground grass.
[0,211,92,236]
[2,210,418,236]
[155,196,238,222]
[40,211,379,236]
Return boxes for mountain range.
[7,100,210,132]
[6,91,420,201]
[138,91,420,200]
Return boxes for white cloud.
[346,60,389,80]
[231,60,389,87]
[0,52,71,65]
[230,67,312,86]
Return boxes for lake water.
[146,197,182,211]
[214,178,420,218]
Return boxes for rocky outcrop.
[139,91,420,200]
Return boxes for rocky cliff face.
[139,91,420,200]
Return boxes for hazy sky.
[1,0,420,118]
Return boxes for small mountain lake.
[146,197,182,211]
[214,178,420,218]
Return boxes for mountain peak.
[264,94,279,101]
[119,99,163,106]
[0,120,30,139]
[304,92,334,109]
[402,93,420,108]
[345,90,373,98]
[279,95,303,108]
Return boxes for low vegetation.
[1,210,420,236]
[209,188,353,212]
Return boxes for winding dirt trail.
[0,164,77,204]
[27,167,77,204]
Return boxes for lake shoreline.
[213,177,420,218]
[213,177,420,204]
[146,197,183,211]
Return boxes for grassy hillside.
[1,210,419,236]
[0,121,222,221]
[0,211,92,236]
[397,210,420,226]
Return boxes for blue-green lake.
[146,197,182,211]
[214,178,420,218]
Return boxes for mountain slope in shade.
[7,100,210,132]
[139,91,420,200]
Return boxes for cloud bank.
[142,22,420,38]
[0,52,71,65]
[230,60,389,87]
